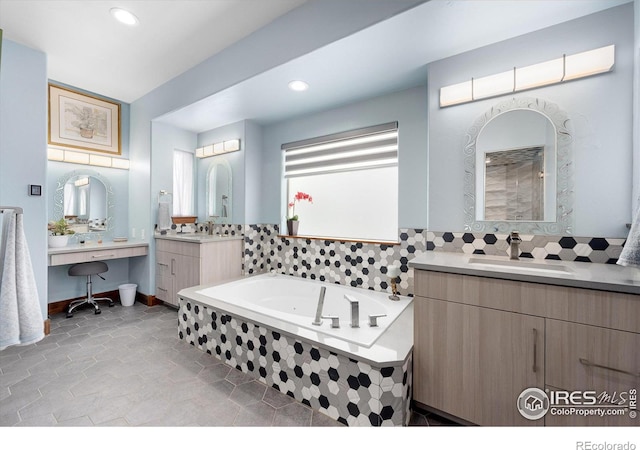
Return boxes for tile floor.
[0,302,446,427]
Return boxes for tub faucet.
[345,294,359,328]
[510,231,522,260]
[312,286,326,326]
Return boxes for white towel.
[157,202,171,230]
[0,210,44,351]
[617,202,640,268]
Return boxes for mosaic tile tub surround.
[242,225,628,297]
[178,298,412,426]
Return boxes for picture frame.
[48,84,121,155]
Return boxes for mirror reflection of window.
[173,149,195,216]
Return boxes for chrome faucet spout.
[345,294,359,328]
[510,231,522,260]
[312,286,326,326]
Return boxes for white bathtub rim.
[178,277,413,366]
[194,273,412,348]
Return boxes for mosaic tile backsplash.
[242,225,628,297]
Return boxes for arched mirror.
[206,159,232,224]
[464,97,573,234]
[53,169,114,235]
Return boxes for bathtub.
[178,273,414,426]
[194,273,412,348]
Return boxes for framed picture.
[48,84,121,155]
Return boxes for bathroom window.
[283,122,398,242]
[173,149,194,216]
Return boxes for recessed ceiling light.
[288,80,309,92]
[110,8,139,26]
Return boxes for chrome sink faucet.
[510,231,522,260]
[345,294,359,328]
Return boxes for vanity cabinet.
[413,269,640,427]
[155,237,242,307]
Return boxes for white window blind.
[283,122,398,178]
[282,122,399,242]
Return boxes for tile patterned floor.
[0,302,445,427]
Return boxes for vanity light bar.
[440,45,615,107]
[47,147,130,170]
[195,139,241,159]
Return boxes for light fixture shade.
[473,70,514,100]
[48,147,65,161]
[440,80,473,107]
[224,139,240,152]
[195,147,205,158]
[89,154,112,167]
[564,45,615,81]
[203,145,214,157]
[515,57,564,91]
[74,177,89,187]
[213,143,224,154]
[64,151,90,165]
[111,158,130,169]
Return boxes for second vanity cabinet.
[413,268,640,427]
[155,236,242,307]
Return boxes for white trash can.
[118,284,137,307]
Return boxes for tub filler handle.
[321,315,340,328]
[344,294,359,328]
[312,286,326,326]
[368,314,387,327]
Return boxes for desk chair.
[67,261,114,318]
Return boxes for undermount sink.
[467,257,573,275]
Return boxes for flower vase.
[48,235,69,248]
[287,219,299,236]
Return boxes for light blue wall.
[0,40,48,317]
[244,120,264,225]
[46,162,131,302]
[260,85,428,228]
[426,4,635,238]
[44,83,131,304]
[197,120,246,224]
[130,0,425,294]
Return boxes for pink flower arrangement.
[287,191,313,221]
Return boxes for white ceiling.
[156,0,631,133]
[0,0,631,134]
[0,0,306,102]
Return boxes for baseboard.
[47,289,157,315]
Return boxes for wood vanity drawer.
[155,239,201,257]
[414,270,640,333]
[48,245,148,266]
[545,319,639,426]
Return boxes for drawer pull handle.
[92,254,115,258]
[532,328,538,373]
[157,287,167,292]
[579,358,640,377]
[158,262,169,267]
[171,258,175,276]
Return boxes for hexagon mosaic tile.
[178,298,412,426]
[241,225,627,297]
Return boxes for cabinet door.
[155,250,173,304]
[414,296,545,426]
[545,319,639,426]
[172,253,200,301]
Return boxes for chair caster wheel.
[94,309,101,315]
[109,302,114,307]
[66,313,73,318]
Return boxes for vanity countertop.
[408,251,640,295]
[154,233,244,243]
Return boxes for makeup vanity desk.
[48,241,148,266]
